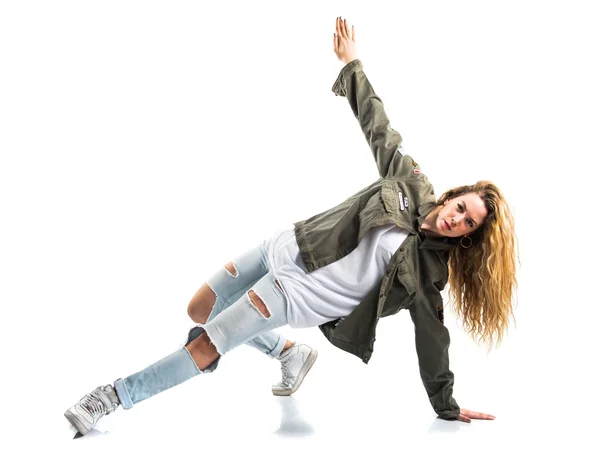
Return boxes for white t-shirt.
[268,224,409,328]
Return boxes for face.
[435,193,488,238]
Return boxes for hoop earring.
[460,235,473,249]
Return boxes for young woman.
[65,17,518,436]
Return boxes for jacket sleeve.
[408,285,461,420]
[332,59,415,179]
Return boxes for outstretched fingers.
[458,408,496,423]
[337,17,347,39]
[470,411,495,420]
[333,16,357,64]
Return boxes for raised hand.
[457,408,496,423]
[333,17,357,65]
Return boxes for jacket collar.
[416,202,455,252]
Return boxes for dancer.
[65,17,518,436]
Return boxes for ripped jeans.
[198,237,289,355]
[114,238,291,409]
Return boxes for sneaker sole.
[272,349,318,396]
[64,409,90,436]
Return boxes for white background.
[1,1,598,465]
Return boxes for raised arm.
[333,17,407,179]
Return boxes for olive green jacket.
[293,59,460,420]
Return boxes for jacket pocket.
[396,256,417,299]
[380,257,417,317]
[381,182,399,214]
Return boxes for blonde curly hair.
[438,181,519,349]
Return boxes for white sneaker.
[272,344,318,396]
[64,384,120,436]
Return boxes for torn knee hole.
[225,262,238,277]
[188,283,217,324]
[248,290,271,318]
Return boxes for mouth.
[444,220,452,231]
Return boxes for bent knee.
[188,283,217,323]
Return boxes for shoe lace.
[80,392,106,419]
[280,363,290,383]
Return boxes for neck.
[420,205,443,238]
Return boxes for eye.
[467,219,474,228]
[457,203,464,212]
